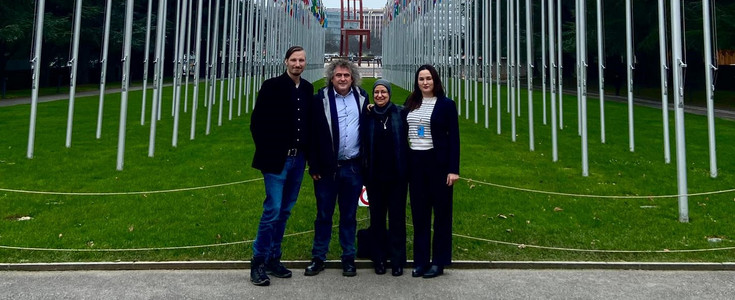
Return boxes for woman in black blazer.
[404,64,460,278]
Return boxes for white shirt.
[407,97,437,150]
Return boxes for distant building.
[325,7,384,46]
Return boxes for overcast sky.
[322,0,387,9]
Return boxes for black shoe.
[391,266,403,277]
[250,258,270,286]
[265,258,292,278]
[411,265,427,278]
[342,258,357,277]
[422,265,444,278]
[373,261,386,275]
[304,258,325,276]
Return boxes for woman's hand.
[446,173,459,186]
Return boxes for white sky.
[322,0,387,9]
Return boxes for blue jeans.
[252,153,306,260]
[311,160,362,261]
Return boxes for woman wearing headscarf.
[362,79,408,277]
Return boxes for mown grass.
[0,76,734,263]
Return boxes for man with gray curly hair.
[306,59,369,277]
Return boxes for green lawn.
[0,77,734,263]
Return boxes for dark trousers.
[408,149,453,267]
[311,160,362,261]
[366,179,407,267]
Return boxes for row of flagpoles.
[27,0,326,170]
[381,0,720,223]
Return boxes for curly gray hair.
[325,59,361,88]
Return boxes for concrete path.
[2,268,734,299]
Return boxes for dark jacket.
[362,102,409,187]
[250,72,313,174]
[309,85,369,176]
[422,96,460,175]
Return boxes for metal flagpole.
[542,0,547,125]
[702,0,717,178]
[65,0,83,148]
[506,0,510,114]
[173,0,189,147]
[184,0,194,113]
[217,0,230,127]
[575,0,581,136]
[245,0,255,114]
[172,0,182,117]
[27,0,46,159]
[557,0,563,130]
[206,0,221,135]
[526,0,534,151]
[580,0,589,176]
[484,0,490,129]
[141,0,153,125]
[495,0,501,134]
[548,0,558,162]
[625,0,635,152]
[203,0,213,109]
[237,0,246,117]
[96,0,112,139]
[149,0,166,157]
[228,0,237,121]
[157,0,168,121]
[597,0,606,144]
[510,0,516,142]
[657,0,670,162]
[670,0,688,223]
[474,0,479,124]
[515,0,520,118]
[117,0,135,170]
[191,0,204,140]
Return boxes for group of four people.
[249,46,460,286]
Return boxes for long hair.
[404,64,445,111]
[325,59,362,88]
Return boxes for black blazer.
[427,96,460,175]
[309,85,369,176]
[361,102,409,187]
[250,72,313,174]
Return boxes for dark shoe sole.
[422,271,443,278]
[342,271,357,277]
[304,266,325,276]
[266,271,292,278]
[251,278,271,286]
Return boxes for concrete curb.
[3,260,735,272]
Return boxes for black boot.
[266,256,292,278]
[250,257,270,286]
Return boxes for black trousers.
[408,149,453,267]
[366,179,407,267]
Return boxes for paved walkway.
[2,267,734,299]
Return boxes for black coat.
[425,96,460,175]
[250,72,313,174]
[308,85,369,176]
[361,102,409,187]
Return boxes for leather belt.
[337,157,359,167]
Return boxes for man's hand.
[312,174,322,181]
[446,173,459,186]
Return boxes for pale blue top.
[335,89,361,160]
